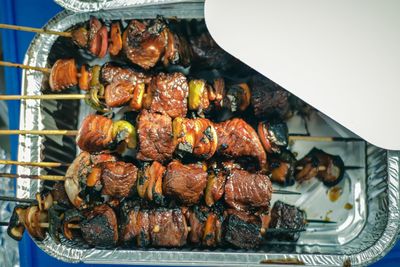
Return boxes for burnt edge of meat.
[267,201,306,242]
[223,212,262,249]
[250,76,292,120]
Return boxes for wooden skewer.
[0,61,51,73]
[0,23,72,38]
[0,160,69,168]
[288,135,363,142]
[0,94,88,100]
[0,130,78,136]
[0,173,65,181]
[295,165,362,171]
[0,172,299,195]
[0,128,360,144]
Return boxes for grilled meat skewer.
[295,148,345,186]
[7,200,309,249]
[63,153,272,213]
[46,60,251,116]
[77,113,265,171]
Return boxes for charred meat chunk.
[122,19,167,69]
[295,148,345,186]
[173,117,218,159]
[149,208,188,247]
[100,161,138,198]
[269,149,296,186]
[137,110,176,162]
[163,161,208,206]
[185,206,207,244]
[49,59,78,91]
[144,72,189,118]
[51,181,72,208]
[119,205,140,246]
[216,118,267,171]
[223,210,262,249]
[87,17,108,58]
[104,80,135,107]
[101,63,149,85]
[189,32,240,71]
[163,28,192,67]
[251,76,292,120]
[268,201,306,241]
[119,206,187,247]
[76,114,114,153]
[80,204,118,247]
[258,120,288,154]
[224,169,272,212]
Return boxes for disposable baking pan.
[16,1,400,266]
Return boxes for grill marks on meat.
[223,210,262,249]
[80,204,118,247]
[102,64,150,108]
[163,161,208,205]
[77,114,114,153]
[295,148,345,186]
[49,59,78,91]
[122,20,167,70]
[251,76,292,120]
[216,118,267,171]
[122,19,191,69]
[149,208,188,247]
[120,206,187,247]
[100,162,138,198]
[137,110,176,162]
[101,64,149,85]
[105,80,135,107]
[145,72,189,118]
[224,169,272,213]
[268,201,306,241]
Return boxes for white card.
[205,0,400,150]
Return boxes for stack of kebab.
[2,16,346,250]
[5,112,344,249]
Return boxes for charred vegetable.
[269,149,296,186]
[258,120,288,154]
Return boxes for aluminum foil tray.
[16,1,400,266]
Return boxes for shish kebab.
[13,153,276,211]
[0,17,238,70]
[0,113,350,187]
[6,199,313,249]
[0,59,268,119]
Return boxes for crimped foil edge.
[54,0,203,13]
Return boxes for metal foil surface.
[16,2,400,266]
[54,0,200,12]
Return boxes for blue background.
[0,0,398,266]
